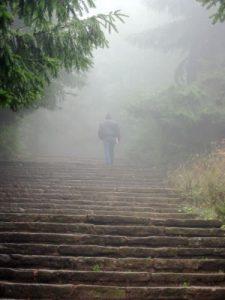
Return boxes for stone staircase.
[0,161,225,299]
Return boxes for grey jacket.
[98,120,120,142]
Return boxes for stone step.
[0,186,178,194]
[0,179,166,185]
[0,172,162,176]
[0,169,164,176]
[0,182,166,189]
[3,171,163,176]
[0,209,196,218]
[2,245,225,259]
[1,282,225,299]
[0,202,185,213]
[1,268,225,287]
[0,178,171,185]
[0,198,181,206]
[0,203,183,213]
[0,165,163,173]
[1,232,225,248]
[0,167,163,173]
[0,175,164,181]
[0,191,180,200]
[0,197,182,205]
[0,213,221,228]
[1,254,225,271]
[0,222,223,237]
[0,196,183,205]
[0,161,224,299]
[0,207,183,215]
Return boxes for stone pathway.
[0,161,225,299]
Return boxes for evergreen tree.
[197,0,225,22]
[126,0,225,166]
[133,0,225,84]
[0,1,125,110]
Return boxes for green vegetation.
[125,0,225,167]
[126,71,225,166]
[181,281,191,288]
[198,0,225,23]
[133,0,225,221]
[170,144,225,222]
[0,120,20,160]
[1,0,225,166]
[0,1,126,159]
[0,0,125,111]
[92,264,103,272]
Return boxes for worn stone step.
[86,215,222,227]
[0,182,166,189]
[0,199,183,211]
[0,195,185,207]
[1,232,225,248]
[0,161,224,299]
[0,201,185,216]
[0,167,163,174]
[0,186,179,195]
[10,168,161,174]
[1,254,225,271]
[0,171,163,177]
[0,207,183,215]
[0,203,183,213]
[2,244,225,259]
[0,213,221,228]
[0,169,162,175]
[0,222,224,237]
[0,195,179,202]
[0,180,166,186]
[0,209,197,219]
[0,190,173,197]
[0,175,164,181]
[0,198,183,206]
[0,192,180,201]
[1,282,225,299]
[0,172,162,177]
[1,268,225,286]
[0,208,197,219]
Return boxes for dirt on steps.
[0,161,224,299]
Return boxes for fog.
[18,0,224,165]
[18,0,176,161]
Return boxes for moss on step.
[88,287,126,299]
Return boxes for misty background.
[16,0,225,166]
[18,0,176,160]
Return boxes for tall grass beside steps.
[170,144,225,223]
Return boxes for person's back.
[98,114,120,165]
[99,119,120,143]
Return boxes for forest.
[1,0,225,219]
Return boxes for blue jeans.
[104,140,115,165]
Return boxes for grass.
[92,264,103,272]
[170,143,225,223]
[181,281,191,288]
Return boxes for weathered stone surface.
[1,256,225,272]
[1,282,225,299]
[0,161,224,299]
[1,268,225,286]
[1,232,225,247]
[0,208,196,218]
[2,245,225,259]
[0,222,223,237]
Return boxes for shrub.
[170,142,225,222]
